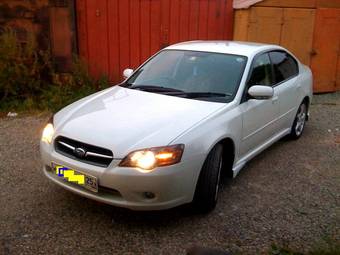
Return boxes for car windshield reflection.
[122,50,247,103]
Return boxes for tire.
[289,101,307,139]
[193,144,223,213]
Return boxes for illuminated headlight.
[41,116,55,144]
[119,144,184,172]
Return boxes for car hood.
[55,86,225,158]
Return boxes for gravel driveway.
[0,93,339,255]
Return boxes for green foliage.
[0,28,110,113]
[39,57,110,112]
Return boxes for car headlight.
[41,115,55,144]
[119,144,184,171]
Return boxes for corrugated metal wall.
[76,0,233,83]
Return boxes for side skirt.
[232,128,291,178]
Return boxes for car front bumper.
[40,142,204,210]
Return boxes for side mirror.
[248,85,273,100]
[123,68,133,79]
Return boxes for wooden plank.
[188,0,200,40]
[233,9,250,41]
[198,0,209,39]
[150,0,161,54]
[281,8,315,65]
[248,7,283,44]
[86,0,109,78]
[160,0,170,48]
[223,0,234,39]
[140,0,151,62]
[216,0,225,40]
[317,0,340,8]
[255,0,316,8]
[207,0,218,39]
[129,0,140,69]
[118,0,130,76]
[215,0,227,40]
[311,8,340,92]
[76,0,89,61]
[107,0,120,82]
[169,0,180,44]
[179,0,190,41]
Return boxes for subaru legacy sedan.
[40,41,312,212]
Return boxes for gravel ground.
[0,93,339,255]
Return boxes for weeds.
[0,28,111,113]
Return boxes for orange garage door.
[311,8,340,93]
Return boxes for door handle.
[272,96,278,103]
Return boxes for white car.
[40,41,313,212]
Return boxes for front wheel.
[192,144,223,213]
[289,101,307,139]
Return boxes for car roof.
[165,40,284,58]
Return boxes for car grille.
[54,136,113,167]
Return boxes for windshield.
[123,50,247,103]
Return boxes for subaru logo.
[74,147,86,158]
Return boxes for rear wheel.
[289,101,307,139]
[193,144,223,213]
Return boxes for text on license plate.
[53,164,98,192]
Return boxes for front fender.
[171,105,243,183]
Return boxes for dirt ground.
[0,93,339,255]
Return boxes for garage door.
[76,0,233,83]
[247,7,315,66]
[310,8,340,93]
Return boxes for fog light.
[144,192,155,199]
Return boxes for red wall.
[76,0,233,83]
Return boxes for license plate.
[52,163,98,193]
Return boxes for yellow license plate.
[52,163,98,193]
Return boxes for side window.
[247,53,274,87]
[269,51,299,84]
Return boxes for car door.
[269,51,300,131]
[239,52,280,158]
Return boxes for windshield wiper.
[165,92,231,98]
[128,85,185,93]
[127,85,231,98]
[187,92,230,98]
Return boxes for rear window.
[269,51,299,84]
